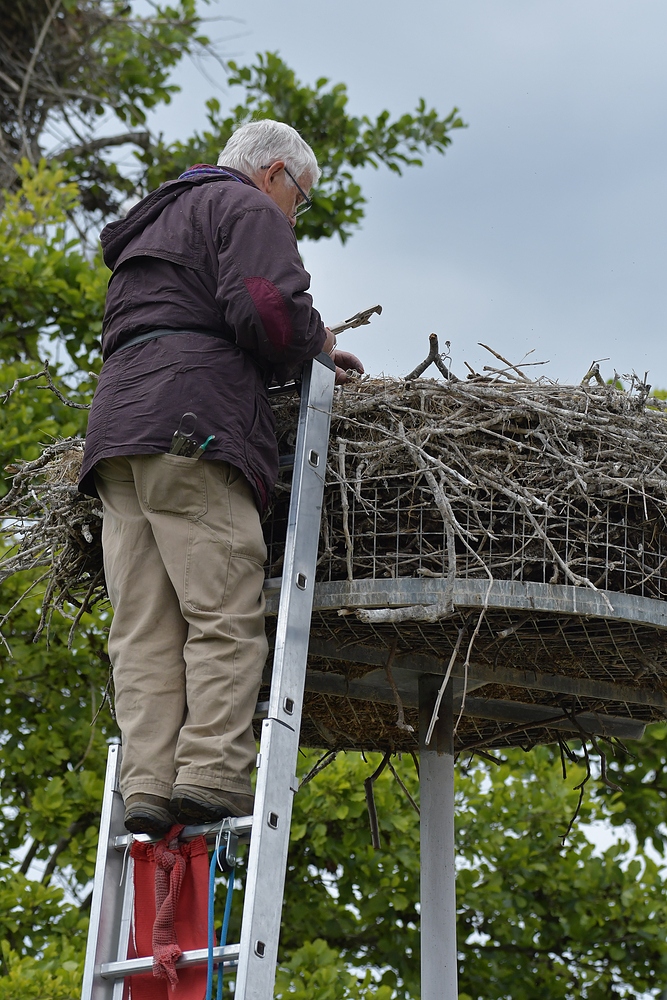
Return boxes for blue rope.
[217,866,235,1000]
[206,845,236,1000]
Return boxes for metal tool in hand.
[329,304,382,336]
[169,412,215,458]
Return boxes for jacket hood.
[100,168,256,270]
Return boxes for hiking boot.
[124,793,175,835]
[169,784,254,825]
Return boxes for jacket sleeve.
[215,202,326,382]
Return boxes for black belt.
[111,328,229,355]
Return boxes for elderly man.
[79,120,362,835]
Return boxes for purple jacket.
[79,167,326,509]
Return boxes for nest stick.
[364,752,391,849]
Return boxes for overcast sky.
[147,0,667,386]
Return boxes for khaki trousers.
[95,455,268,801]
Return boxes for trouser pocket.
[140,454,207,517]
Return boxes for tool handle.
[329,304,382,336]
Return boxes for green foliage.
[144,51,466,242]
[457,746,667,998]
[0,364,86,488]
[579,723,667,852]
[0,160,107,366]
[273,748,667,1000]
[0,941,83,1000]
[0,573,113,892]
[275,940,393,999]
[0,337,111,976]
[282,753,420,997]
[0,867,83,960]
[80,0,206,127]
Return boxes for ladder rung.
[254,699,269,719]
[100,943,240,979]
[279,454,295,469]
[263,577,282,594]
[113,815,253,849]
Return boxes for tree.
[0,2,465,238]
[0,0,205,204]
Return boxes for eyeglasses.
[260,164,313,218]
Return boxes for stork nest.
[3,372,667,646]
[268,375,667,603]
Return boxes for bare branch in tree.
[17,0,63,159]
[54,130,151,161]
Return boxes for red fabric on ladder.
[128,825,210,999]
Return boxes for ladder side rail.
[267,353,336,726]
[111,855,135,1000]
[235,354,335,1000]
[81,744,126,1000]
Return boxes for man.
[79,120,363,835]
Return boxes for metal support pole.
[419,675,458,1000]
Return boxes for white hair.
[218,120,320,185]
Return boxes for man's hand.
[322,326,364,384]
[332,348,364,385]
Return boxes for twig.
[38,362,91,409]
[364,752,391,849]
[1,361,90,409]
[405,333,456,381]
[1,367,50,405]
[478,343,531,380]
[405,333,440,380]
[356,602,454,624]
[299,750,338,789]
[90,656,115,727]
[424,617,470,746]
[453,593,491,737]
[470,749,503,766]
[337,439,354,581]
[387,758,419,815]
[384,638,414,732]
[56,130,151,161]
[581,361,608,387]
[17,0,63,159]
[560,737,592,846]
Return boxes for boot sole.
[168,795,230,825]
[124,804,174,836]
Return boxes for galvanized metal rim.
[265,578,667,630]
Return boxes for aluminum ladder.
[81,352,337,1000]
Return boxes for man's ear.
[261,160,285,191]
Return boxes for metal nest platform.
[262,376,667,754]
